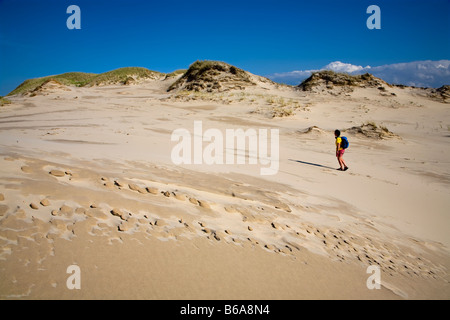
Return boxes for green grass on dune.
[167,60,251,92]
[7,62,257,96]
[7,72,97,96]
[7,67,163,96]
[0,96,12,106]
[87,67,162,86]
[164,69,188,79]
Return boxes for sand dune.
[28,79,72,97]
[0,66,449,299]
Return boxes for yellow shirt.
[336,137,343,150]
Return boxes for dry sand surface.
[0,73,449,299]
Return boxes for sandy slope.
[0,76,449,299]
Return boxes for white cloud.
[357,60,450,88]
[322,61,367,73]
[268,60,450,88]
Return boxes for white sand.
[0,76,449,299]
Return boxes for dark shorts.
[337,149,345,157]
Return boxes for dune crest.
[28,79,71,96]
[167,60,257,93]
[298,70,390,94]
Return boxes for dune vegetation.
[7,67,162,96]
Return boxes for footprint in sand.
[30,203,39,210]
[49,170,66,177]
[274,203,292,213]
[212,231,223,241]
[40,199,50,207]
[114,180,127,188]
[118,220,136,232]
[201,227,212,234]
[224,206,237,213]
[129,183,147,194]
[146,187,159,195]
[271,222,283,230]
[59,205,73,217]
[172,192,186,201]
[189,198,199,205]
[51,205,73,217]
[154,219,166,227]
[21,166,33,173]
[50,219,69,233]
[198,200,211,209]
[110,208,128,220]
[75,207,86,215]
[86,208,109,220]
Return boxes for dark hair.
[335,129,341,137]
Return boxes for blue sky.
[0,0,449,95]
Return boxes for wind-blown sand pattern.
[0,65,449,299]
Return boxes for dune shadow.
[288,159,335,170]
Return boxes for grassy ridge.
[164,69,187,79]
[168,60,253,92]
[298,70,387,91]
[0,96,12,106]
[7,67,163,96]
[8,61,258,96]
[7,72,96,96]
[88,67,162,86]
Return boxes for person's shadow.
[288,159,335,170]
